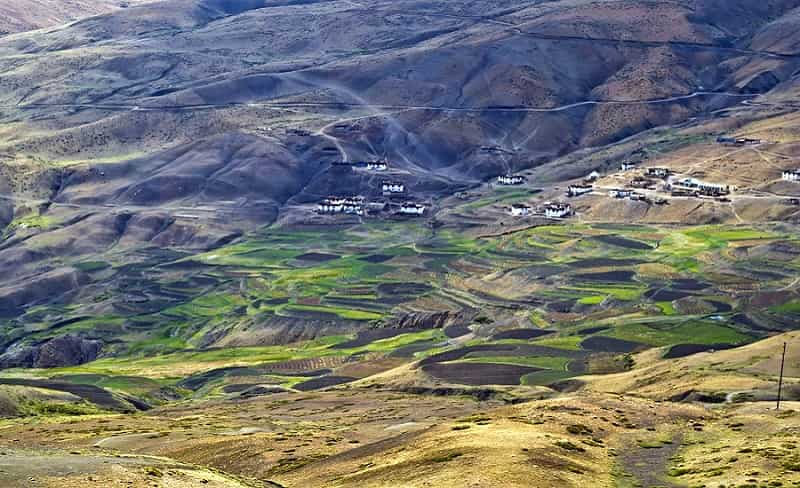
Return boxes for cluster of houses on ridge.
[496,174,575,219]
[317,159,427,217]
[509,202,573,219]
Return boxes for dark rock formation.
[0,335,102,369]
[390,309,478,330]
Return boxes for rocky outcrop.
[0,335,102,369]
[389,309,478,331]
[741,71,781,94]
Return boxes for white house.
[498,175,525,185]
[366,160,388,171]
[543,202,572,219]
[567,184,593,197]
[382,181,405,194]
[585,171,600,182]
[510,204,532,217]
[318,196,364,215]
[399,203,425,215]
[646,167,670,178]
[609,188,634,199]
[782,169,800,182]
[620,162,637,171]
[317,201,342,213]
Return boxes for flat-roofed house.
[399,203,425,215]
[510,204,532,216]
[498,175,525,185]
[567,184,593,197]
[382,181,405,194]
[646,167,670,178]
[782,169,800,182]
[609,188,634,199]
[543,202,572,219]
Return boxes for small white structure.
[510,204,532,217]
[609,188,634,199]
[382,181,405,194]
[672,178,729,195]
[497,175,525,185]
[646,167,670,178]
[399,203,425,215]
[620,162,637,171]
[366,160,388,171]
[585,171,600,182]
[318,196,364,215]
[543,202,572,219]
[782,169,800,182]
[567,184,593,197]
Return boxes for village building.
[543,202,572,219]
[510,203,532,217]
[567,184,593,197]
[584,171,600,182]
[646,167,670,178]
[364,160,388,171]
[717,136,762,146]
[609,188,634,199]
[497,174,525,185]
[672,177,730,196]
[399,203,425,215]
[318,196,364,215]
[629,176,655,189]
[620,161,637,171]
[782,169,800,182]
[382,181,405,194]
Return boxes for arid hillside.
[0,0,156,35]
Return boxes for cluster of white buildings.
[317,196,365,215]
[670,177,730,196]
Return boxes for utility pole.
[777,342,787,411]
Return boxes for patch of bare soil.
[421,362,542,386]
[616,433,684,488]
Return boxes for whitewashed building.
[782,169,800,182]
[609,189,634,199]
[646,167,670,178]
[498,175,525,185]
[543,202,572,219]
[399,203,425,215]
[366,160,388,171]
[620,162,637,171]
[510,204,532,216]
[567,184,593,197]
[382,181,405,194]
[318,196,364,215]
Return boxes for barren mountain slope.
[0,0,156,36]
[1,0,800,364]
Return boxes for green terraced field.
[2,221,798,396]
